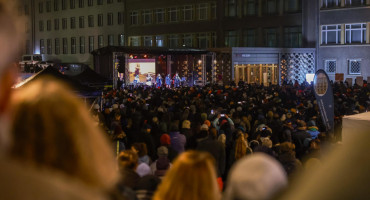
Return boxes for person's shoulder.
[0,159,108,200]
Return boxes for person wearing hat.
[292,120,311,160]
[196,125,226,178]
[160,134,178,162]
[168,121,186,154]
[181,120,194,149]
[307,120,320,139]
[150,146,172,179]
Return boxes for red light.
[134,56,137,59]
[144,54,147,58]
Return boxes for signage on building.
[313,70,334,134]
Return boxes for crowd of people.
[86,79,369,199]
[1,1,370,199]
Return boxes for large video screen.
[128,59,156,84]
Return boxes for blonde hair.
[235,133,247,161]
[10,77,119,191]
[153,150,220,200]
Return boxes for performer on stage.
[156,74,162,88]
[181,76,187,87]
[165,74,171,88]
[146,74,153,87]
[133,74,140,86]
[174,73,181,88]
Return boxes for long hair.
[153,150,220,200]
[235,133,247,161]
[10,77,119,191]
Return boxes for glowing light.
[306,74,315,83]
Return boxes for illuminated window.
[156,35,165,47]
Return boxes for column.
[367,22,370,44]
[341,24,345,44]
[258,0,263,17]
[247,65,251,83]
[259,64,262,85]
[341,0,345,7]
[279,0,284,15]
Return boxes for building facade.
[19,0,125,66]
[18,0,370,84]
[318,0,370,83]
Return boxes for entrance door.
[234,64,278,85]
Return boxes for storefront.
[232,47,316,85]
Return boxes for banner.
[313,70,334,134]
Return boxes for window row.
[38,13,123,31]
[321,23,367,45]
[324,59,362,75]
[224,0,302,17]
[38,0,122,13]
[39,34,124,55]
[321,0,367,8]
[128,33,217,49]
[225,26,302,48]
[130,3,217,25]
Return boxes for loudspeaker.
[117,56,125,73]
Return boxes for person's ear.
[0,64,17,114]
